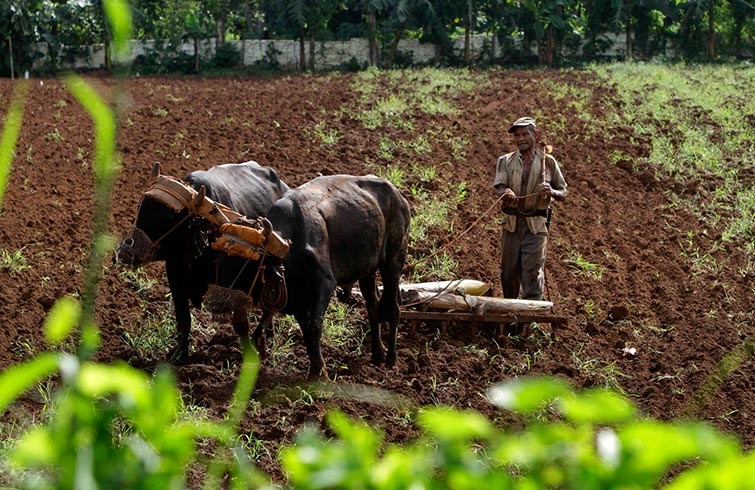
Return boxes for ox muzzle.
[115,227,157,268]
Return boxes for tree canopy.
[1,0,753,75]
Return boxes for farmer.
[493,116,567,304]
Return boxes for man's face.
[511,126,536,152]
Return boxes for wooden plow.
[397,280,567,339]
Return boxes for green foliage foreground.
[2,351,755,488]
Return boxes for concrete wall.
[37,33,635,72]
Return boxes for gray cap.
[508,116,536,133]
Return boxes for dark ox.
[115,161,289,361]
[217,174,411,378]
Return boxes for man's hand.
[500,188,517,208]
[537,182,553,198]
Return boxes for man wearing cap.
[494,116,567,306]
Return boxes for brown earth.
[0,70,753,483]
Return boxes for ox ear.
[151,162,161,178]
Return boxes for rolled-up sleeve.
[494,155,510,189]
[549,157,568,194]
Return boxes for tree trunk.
[299,32,305,71]
[8,35,14,79]
[368,9,378,66]
[465,0,472,66]
[308,34,315,71]
[707,0,715,59]
[626,0,633,60]
[194,38,199,73]
[546,25,555,66]
[385,21,406,68]
[216,18,226,46]
[104,41,112,70]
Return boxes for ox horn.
[151,162,161,178]
[189,185,206,214]
[260,217,273,238]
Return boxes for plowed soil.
[1,70,753,483]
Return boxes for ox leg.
[166,263,191,363]
[252,310,274,359]
[232,307,251,354]
[297,284,333,379]
[379,265,402,368]
[359,273,385,364]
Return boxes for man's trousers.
[500,218,548,301]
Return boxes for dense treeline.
[1,0,754,75]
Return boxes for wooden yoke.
[188,185,245,226]
[188,187,288,260]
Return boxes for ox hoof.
[371,351,386,365]
[167,346,190,365]
[307,367,329,380]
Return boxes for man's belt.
[502,207,548,218]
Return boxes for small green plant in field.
[323,300,362,349]
[0,247,31,276]
[581,299,601,319]
[374,164,405,189]
[269,314,299,368]
[119,268,155,296]
[375,95,411,128]
[408,134,431,154]
[313,120,339,145]
[378,138,395,159]
[677,230,723,276]
[177,398,212,424]
[563,247,604,279]
[121,307,176,359]
[449,136,468,161]
[46,128,63,142]
[453,181,468,203]
[407,248,459,283]
[152,107,168,117]
[11,337,37,360]
[237,431,272,463]
[409,204,450,248]
[571,343,631,394]
[411,163,436,183]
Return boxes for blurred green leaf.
[488,377,571,414]
[558,388,637,424]
[11,427,57,467]
[666,451,755,489]
[44,296,81,346]
[75,362,150,410]
[618,421,741,480]
[0,353,58,414]
[418,407,493,441]
[103,0,133,56]
[0,80,29,209]
[64,76,117,187]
